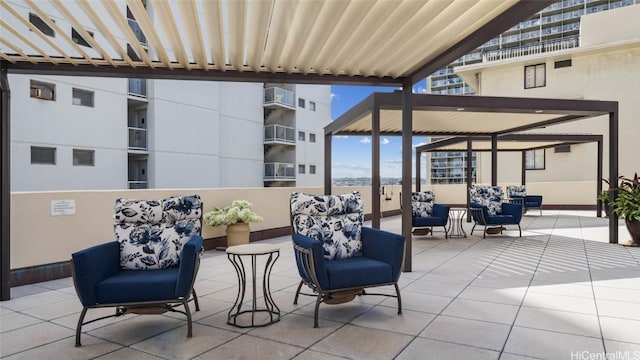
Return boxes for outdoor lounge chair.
[71,195,203,346]
[290,191,405,328]
[401,191,450,238]
[507,185,543,215]
[469,185,523,238]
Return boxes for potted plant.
[204,200,263,246]
[609,173,640,247]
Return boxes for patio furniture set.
[69,187,541,345]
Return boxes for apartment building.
[455,4,640,184]
[5,1,329,191]
[425,0,637,185]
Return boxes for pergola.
[0,0,600,300]
[415,133,605,218]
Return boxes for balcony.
[264,162,295,180]
[263,87,295,110]
[128,127,147,151]
[264,124,295,144]
[127,180,148,189]
[482,35,579,63]
[128,78,147,98]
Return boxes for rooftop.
[2,212,639,359]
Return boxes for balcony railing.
[264,124,295,144]
[128,78,147,97]
[128,181,148,189]
[128,18,147,47]
[264,87,295,109]
[264,162,295,180]
[128,127,147,150]
[482,35,579,63]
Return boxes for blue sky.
[329,80,428,178]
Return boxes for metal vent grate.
[72,88,94,107]
[73,149,95,166]
[31,146,56,165]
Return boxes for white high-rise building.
[5,1,330,192]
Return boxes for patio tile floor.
[1,211,639,359]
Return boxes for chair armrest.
[292,234,329,290]
[176,236,203,298]
[432,204,450,219]
[469,204,489,225]
[502,203,523,223]
[71,241,120,306]
[361,227,405,281]
[526,195,543,204]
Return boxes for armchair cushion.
[325,257,393,289]
[116,195,202,270]
[507,185,527,198]
[291,192,363,260]
[97,268,179,303]
[470,185,504,215]
[411,191,435,217]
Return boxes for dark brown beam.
[401,82,413,272]
[415,150,421,192]
[521,151,527,186]
[408,0,556,81]
[466,138,472,222]
[324,134,332,195]
[1,67,10,301]
[2,61,403,86]
[372,106,381,229]
[325,94,376,135]
[597,139,603,217]
[491,135,498,186]
[609,110,619,244]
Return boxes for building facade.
[455,4,640,184]
[425,0,637,185]
[6,1,330,191]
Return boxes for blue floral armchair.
[469,186,523,238]
[71,195,203,346]
[407,191,450,238]
[507,185,543,215]
[290,191,405,327]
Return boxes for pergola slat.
[152,0,191,69]
[0,19,58,65]
[202,0,225,71]
[101,0,156,68]
[246,0,273,72]
[125,0,172,69]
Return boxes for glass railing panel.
[128,127,147,150]
[128,19,147,46]
[128,78,147,97]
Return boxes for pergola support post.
[521,151,526,186]
[597,139,603,217]
[324,133,332,195]
[415,150,421,192]
[609,110,619,244]
[491,134,498,186]
[372,106,381,229]
[1,67,10,301]
[466,138,472,222]
[401,82,413,272]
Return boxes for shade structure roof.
[417,134,604,152]
[0,0,553,84]
[326,92,617,136]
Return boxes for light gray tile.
[311,324,413,360]
[380,291,452,315]
[515,306,601,337]
[193,334,303,359]
[351,306,435,336]
[593,286,640,303]
[604,340,640,354]
[596,299,640,321]
[0,322,74,357]
[402,278,468,297]
[499,353,540,360]
[248,313,342,348]
[95,347,165,359]
[457,286,526,305]
[600,317,640,344]
[504,326,604,359]
[522,292,597,315]
[420,315,511,351]
[528,281,594,298]
[292,349,348,360]
[441,298,520,325]
[87,315,183,346]
[3,334,121,360]
[26,297,82,321]
[0,312,42,332]
[1,290,75,312]
[293,300,374,326]
[397,338,499,360]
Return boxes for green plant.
[203,200,263,227]
[610,173,640,220]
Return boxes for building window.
[71,28,93,48]
[29,13,55,37]
[309,133,316,143]
[525,149,545,170]
[298,131,305,141]
[310,165,316,174]
[554,145,571,153]
[298,164,305,174]
[31,146,56,165]
[30,80,56,101]
[127,44,141,62]
[554,59,572,69]
[72,88,94,107]
[524,64,546,89]
[298,98,305,108]
[310,101,316,111]
[73,149,95,166]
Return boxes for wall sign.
[51,200,76,216]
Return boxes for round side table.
[447,208,467,238]
[226,243,281,328]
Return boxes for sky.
[329,80,428,179]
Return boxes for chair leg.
[294,280,304,305]
[192,289,200,312]
[394,282,402,315]
[443,225,448,239]
[183,299,193,337]
[75,307,88,347]
[483,225,487,239]
[518,224,522,237]
[471,223,476,235]
[313,293,322,328]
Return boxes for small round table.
[447,208,467,238]
[226,243,281,328]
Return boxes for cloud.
[413,141,427,148]
[334,135,349,139]
[413,86,427,94]
[381,138,390,145]
[360,137,371,144]
[331,93,339,100]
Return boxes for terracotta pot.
[624,218,640,246]
[226,223,250,247]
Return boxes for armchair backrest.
[290,191,363,260]
[469,185,504,215]
[411,191,435,217]
[507,185,527,198]
[114,195,202,270]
